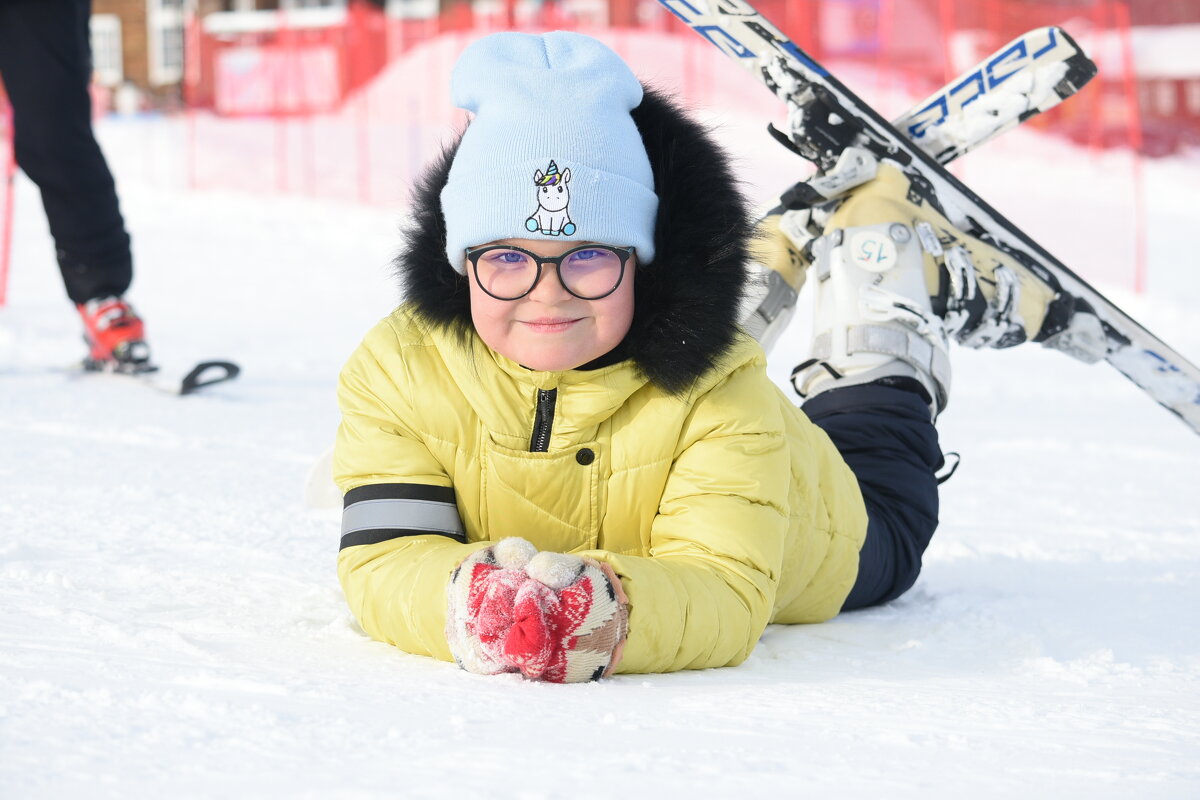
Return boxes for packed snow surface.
[2,108,1199,797]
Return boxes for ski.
[666,0,1200,435]
[81,359,241,395]
[896,26,1096,165]
[743,24,1097,348]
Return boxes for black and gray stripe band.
[339,483,465,550]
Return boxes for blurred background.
[2,0,1199,304]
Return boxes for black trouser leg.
[0,0,132,304]
[804,383,944,610]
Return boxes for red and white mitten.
[445,538,539,675]
[506,552,629,683]
[446,540,629,683]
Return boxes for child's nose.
[528,263,572,302]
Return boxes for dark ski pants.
[804,383,944,610]
[0,0,132,304]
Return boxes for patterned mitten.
[446,540,629,682]
[445,537,540,675]
[506,551,629,683]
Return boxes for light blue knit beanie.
[440,31,658,272]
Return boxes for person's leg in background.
[0,0,147,366]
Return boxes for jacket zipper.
[529,388,557,452]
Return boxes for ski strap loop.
[935,452,961,485]
[180,361,241,395]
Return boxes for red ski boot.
[76,295,153,372]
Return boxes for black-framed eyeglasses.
[465,244,635,301]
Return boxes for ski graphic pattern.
[896,26,1097,164]
[663,0,1200,435]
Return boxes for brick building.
[90,0,351,106]
[91,0,191,103]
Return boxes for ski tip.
[180,361,241,395]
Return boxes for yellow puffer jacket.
[335,308,867,674]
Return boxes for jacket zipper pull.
[530,387,557,452]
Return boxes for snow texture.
[1,109,1199,798]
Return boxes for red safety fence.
[176,0,1170,290]
[181,0,1163,198]
[0,2,1174,304]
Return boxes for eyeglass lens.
[474,247,624,300]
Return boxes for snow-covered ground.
[1,104,1199,797]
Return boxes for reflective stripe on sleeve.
[339,483,465,550]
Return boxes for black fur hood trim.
[395,86,752,395]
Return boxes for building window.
[1154,81,1177,117]
[90,14,124,87]
[384,0,439,18]
[1186,80,1200,116]
[281,0,347,8]
[148,0,185,86]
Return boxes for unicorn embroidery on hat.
[526,161,576,237]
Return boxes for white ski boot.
[742,162,1109,418]
[791,203,953,417]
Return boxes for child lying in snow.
[335,31,1049,681]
